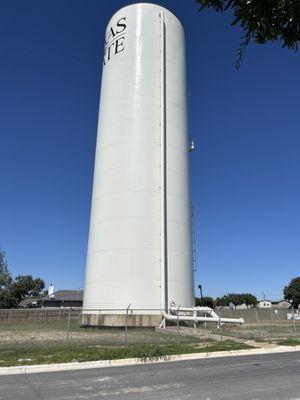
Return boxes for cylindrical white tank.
[83,3,194,316]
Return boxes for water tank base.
[80,313,162,328]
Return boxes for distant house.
[37,290,83,308]
[236,303,250,310]
[19,297,40,308]
[257,300,272,309]
[272,300,291,309]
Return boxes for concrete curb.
[0,345,299,376]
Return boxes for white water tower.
[82,3,194,326]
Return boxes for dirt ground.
[0,321,201,346]
[0,317,299,347]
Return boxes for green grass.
[0,340,253,368]
[276,338,300,346]
[0,322,206,346]
[0,320,81,332]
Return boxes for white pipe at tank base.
[162,309,244,325]
[192,307,244,323]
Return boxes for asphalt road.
[1,352,300,400]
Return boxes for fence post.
[177,305,181,343]
[292,309,297,335]
[125,304,131,346]
[256,309,261,338]
[66,307,72,340]
[218,308,223,341]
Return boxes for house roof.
[271,300,289,304]
[19,297,40,307]
[41,290,83,302]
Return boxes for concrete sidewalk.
[157,326,279,348]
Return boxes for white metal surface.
[83,3,194,313]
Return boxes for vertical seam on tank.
[160,12,168,313]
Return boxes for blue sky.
[1,0,299,300]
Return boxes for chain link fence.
[213,308,300,341]
[0,308,202,349]
[0,307,299,350]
